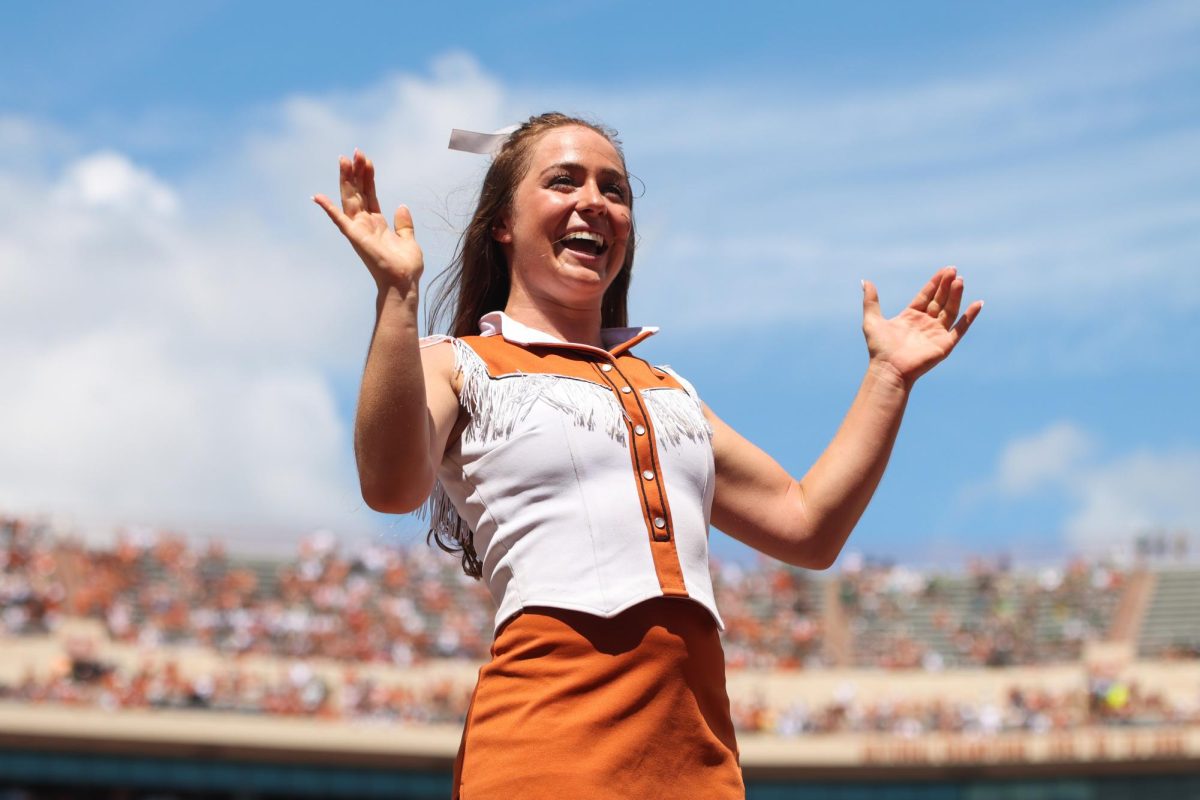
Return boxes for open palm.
[313,149,423,291]
[862,267,983,387]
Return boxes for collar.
[478,311,658,357]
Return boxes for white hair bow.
[448,125,520,155]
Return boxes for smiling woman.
[424,114,638,352]
[313,111,982,798]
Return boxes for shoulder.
[418,335,465,395]
[418,334,458,367]
[652,363,703,404]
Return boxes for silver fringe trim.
[418,337,712,549]
[415,336,473,556]
[452,338,630,445]
[642,387,714,446]
[414,479,461,539]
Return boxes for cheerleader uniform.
[422,312,743,799]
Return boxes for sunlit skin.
[494,126,633,348]
[315,129,983,568]
[705,266,982,569]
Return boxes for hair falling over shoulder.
[423,112,638,578]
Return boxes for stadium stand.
[839,559,1127,669]
[4,511,1200,798]
[1138,567,1200,658]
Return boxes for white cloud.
[193,51,513,266]
[54,151,178,215]
[3,0,1198,540]
[0,56,517,540]
[980,422,1200,554]
[1064,450,1200,552]
[995,422,1095,495]
[583,1,1200,342]
[0,327,356,533]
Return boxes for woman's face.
[495,125,633,311]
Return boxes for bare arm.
[355,290,460,512]
[314,150,460,513]
[710,267,983,569]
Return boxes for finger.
[908,268,946,312]
[351,149,380,215]
[929,266,956,319]
[941,276,964,329]
[394,204,416,240]
[351,149,369,209]
[861,278,883,322]
[363,156,382,215]
[949,299,984,345]
[352,148,367,190]
[313,193,351,234]
[338,156,363,215]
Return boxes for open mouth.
[556,231,609,258]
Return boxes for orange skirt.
[452,597,744,799]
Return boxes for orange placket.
[592,354,688,597]
[460,331,691,598]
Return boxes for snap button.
[600,364,613,372]
[634,425,646,436]
[642,470,655,481]
[653,517,666,529]
[620,385,632,394]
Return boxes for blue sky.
[1,1,1197,567]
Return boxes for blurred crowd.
[732,669,1200,736]
[3,514,494,664]
[837,555,1127,669]
[4,512,1200,738]
[0,513,1172,672]
[0,516,65,636]
[2,642,470,725]
[5,640,1194,737]
[711,557,825,669]
[4,513,829,669]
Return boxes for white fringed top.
[420,312,722,633]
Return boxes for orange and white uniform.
[423,312,744,799]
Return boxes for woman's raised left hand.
[861,266,983,388]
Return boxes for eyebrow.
[539,161,629,182]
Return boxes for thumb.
[861,279,883,321]
[393,204,416,240]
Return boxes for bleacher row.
[4,514,1199,669]
[838,560,1127,669]
[1139,570,1200,657]
[6,513,1200,737]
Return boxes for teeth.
[560,231,606,247]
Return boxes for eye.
[547,172,576,189]
[604,182,629,202]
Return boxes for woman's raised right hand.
[313,149,424,291]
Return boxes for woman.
[314,112,981,798]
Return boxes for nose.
[577,179,605,214]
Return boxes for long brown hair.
[424,112,636,577]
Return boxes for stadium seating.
[3,511,1198,739]
[1138,568,1200,657]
